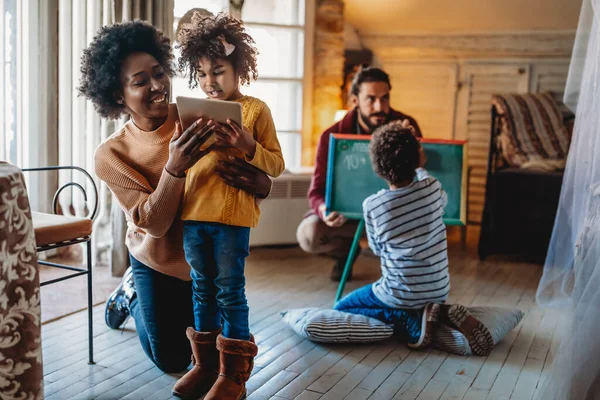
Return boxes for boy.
[335,122,493,354]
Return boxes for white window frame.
[244,20,304,141]
[1,0,20,166]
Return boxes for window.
[1,0,52,211]
[1,0,18,164]
[172,0,307,170]
[242,0,305,170]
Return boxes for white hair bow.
[218,35,236,56]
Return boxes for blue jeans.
[334,284,423,343]
[129,256,194,373]
[183,221,251,340]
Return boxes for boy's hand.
[318,203,347,227]
[213,119,257,159]
[419,145,427,168]
[400,119,417,136]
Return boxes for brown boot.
[172,327,221,399]
[204,334,258,400]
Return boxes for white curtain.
[56,0,174,267]
[536,0,600,398]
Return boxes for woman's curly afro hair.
[177,12,258,89]
[369,122,421,184]
[78,20,174,119]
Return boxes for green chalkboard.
[325,134,467,226]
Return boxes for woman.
[78,20,272,373]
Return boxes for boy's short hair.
[369,121,420,184]
[350,66,392,96]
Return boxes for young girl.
[172,12,285,400]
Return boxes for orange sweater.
[94,105,190,280]
[182,96,285,227]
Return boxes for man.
[296,67,422,281]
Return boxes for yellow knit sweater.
[182,96,285,227]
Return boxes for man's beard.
[359,110,389,132]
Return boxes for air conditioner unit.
[249,168,313,247]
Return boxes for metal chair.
[21,166,98,364]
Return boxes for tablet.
[175,96,243,150]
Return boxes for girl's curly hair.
[177,12,259,89]
[369,122,420,184]
[78,20,174,119]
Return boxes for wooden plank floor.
[41,242,561,399]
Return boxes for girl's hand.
[165,119,214,177]
[213,119,256,159]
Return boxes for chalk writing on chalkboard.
[343,154,367,170]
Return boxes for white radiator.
[249,168,313,247]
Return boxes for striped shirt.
[363,168,449,309]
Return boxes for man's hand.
[318,203,347,228]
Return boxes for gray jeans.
[296,213,360,260]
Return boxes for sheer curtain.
[536,0,600,398]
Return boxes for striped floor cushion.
[492,92,570,168]
[280,308,394,343]
[281,306,524,350]
[433,307,525,356]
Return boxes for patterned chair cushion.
[280,308,394,343]
[492,92,571,168]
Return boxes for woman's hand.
[213,119,256,159]
[165,119,214,177]
[215,156,272,198]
